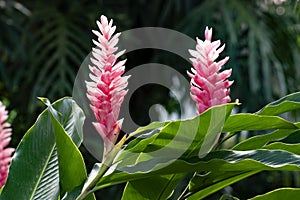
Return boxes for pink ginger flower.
[86,15,129,158]
[188,27,233,114]
[0,101,14,188]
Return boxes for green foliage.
[26,3,91,110]
[0,98,94,200]
[232,129,298,150]
[257,91,300,116]
[249,188,300,200]
[97,92,300,199]
[4,92,300,199]
[122,175,184,200]
[1,0,300,199]
[0,0,29,91]
[188,171,258,200]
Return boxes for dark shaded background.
[1,0,300,199]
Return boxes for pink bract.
[188,27,233,114]
[0,101,14,188]
[86,15,129,158]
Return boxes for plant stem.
[76,162,109,200]
[76,135,127,200]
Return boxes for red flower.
[86,15,129,158]
[0,101,14,188]
[188,27,233,114]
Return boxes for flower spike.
[0,101,14,188]
[86,15,129,159]
[188,27,233,114]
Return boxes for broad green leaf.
[129,121,169,138]
[257,92,300,116]
[40,97,85,146]
[1,98,91,200]
[188,170,258,192]
[124,121,170,151]
[52,97,85,146]
[114,103,236,174]
[28,10,90,108]
[263,142,300,155]
[187,171,257,200]
[249,188,300,200]
[97,148,300,190]
[42,98,92,198]
[62,163,100,200]
[95,102,300,197]
[114,105,297,176]
[121,174,185,200]
[1,110,60,200]
[233,129,299,150]
[276,130,300,144]
[187,148,300,199]
[90,103,235,195]
[222,114,297,133]
[49,114,91,198]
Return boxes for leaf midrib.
[29,143,57,200]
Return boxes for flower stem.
[76,135,127,200]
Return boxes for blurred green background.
[1,0,300,199]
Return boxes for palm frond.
[26,5,91,110]
[0,0,29,91]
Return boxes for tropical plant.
[2,93,300,199]
[1,0,300,199]
[2,13,300,200]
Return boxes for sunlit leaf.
[0,98,92,200]
[249,188,300,200]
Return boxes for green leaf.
[189,169,258,193]
[93,95,300,197]
[41,97,85,146]
[187,148,300,199]
[0,98,92,200]
[85,103,235,196]
[276,130,300,144]
[50,114,86,195]
[97,149,300,190]
[187,171,258,200]
[263,142,300,155]
[115,103,236,174]
[62,162,99,200]
[232,129,299,150]
[129,121,169,137]
[94,101,300,198]
[125,121,170,150]
[121,174,185,200]
[257,92,300,116]
[28,8,91,110]
[222,114,298,133]
[249,188,300,200]
[41,97,92,197]
[1,109,60,199]
[111,105,297,178]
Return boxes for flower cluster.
[0,101,14,188]
[86,15,129,159]
[188,27,233,114]
[86,16,233,159]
